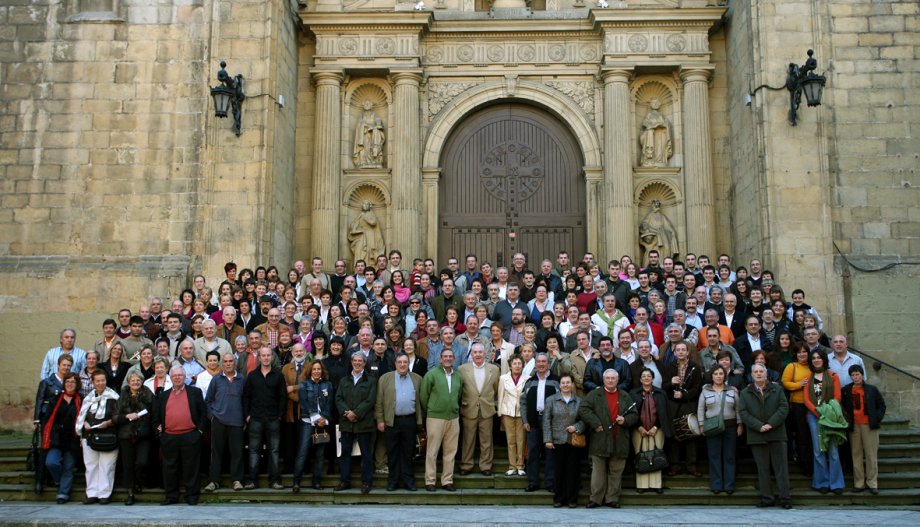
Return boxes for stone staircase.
[1,416,918,506]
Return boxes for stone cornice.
[300,11,433,35]
[591,7,726,29]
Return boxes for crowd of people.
[32,249,888,509]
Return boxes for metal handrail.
[849,346,920,383]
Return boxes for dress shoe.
[125,494,136,506]
[781,500,793,510]
[567,503,577,509]
[160,498,178,506]
[458,469,471,476]
[553,502,563,508]
[524,485,538,492]
[869,488,879,495]
[832,488,843,495]
[292,485,301,494]
[387,484,397,492]
[689,468,703,478]
[853,487,865,493]
[99,497,110,505]
[425,484,436,492]
[334,482,351,491]
[361,484,372,494]
[585,501,600,509]
[405,484,418,492]
[83,497,99,505]
[726,490,735,495]
[819,487,830,494]
[756,499,775,508]
[186,497,198,506]
[481,470,492,477]
[442,484,456,492]
[712,490,721,495]
[606,501,621,509]
[636,488,647,494]
[56,498,67,505]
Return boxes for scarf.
[75,387,119,437]
[42,392,81,450]
[640,388,658,431]
[807,371,836,408]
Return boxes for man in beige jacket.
[457,343,500,475]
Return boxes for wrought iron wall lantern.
[745,49,827,126]
[210,61,245,136]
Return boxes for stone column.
[390,70,423,260]
[680,68,716,257]
[584,167,604,256]
[422,168,440,260]
[602,69,635,261]
[310,70,344,264]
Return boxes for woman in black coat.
[115,372,154,505]
[630,368,673,494]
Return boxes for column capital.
[601,68,634,84]
[390,69,423,86]
[679,67,714,84]
[311,70,344,86]
[583,166,604,182]
[422,168,441,182]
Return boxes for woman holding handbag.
[629,367,671,494]
[41,372,81,504]
[497,354,529,477]
[76,369,119,504]
[698,365,742,494]
[292,359,334,493]
[542,373,585,508]
[115,372,154,505]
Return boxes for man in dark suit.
[155,365,208,505]
[732,316,773,372]
[719,294,748,338]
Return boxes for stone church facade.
[0,0,918,426]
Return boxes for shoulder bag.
[702,390,727,437]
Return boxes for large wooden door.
[439,103,586,268]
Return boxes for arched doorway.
[438,103,586,268]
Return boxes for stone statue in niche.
[639,98,672,168]
[348,200,385,265]
[639,199,679,260]
[353,100,385,168]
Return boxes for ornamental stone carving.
[487,45,505,63]
[628,34,649,53]
[638,98,672,168]
[427,82,478,119]
[579,45,598,62]
[338,38,358,55]
[348,200,386,266]
[548,44,566,62]
[480,142,544,201]
[426,46,444,63]
[353,100,386,169]
[639,199,679,260]
[517,45,536,62]
[375,38,395,55]
[666,34,686,52]
[457,45,474,62]
[545,80,595,120]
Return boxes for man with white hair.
[155,365,207,506]
[193,318,231,365]
[40,329,86,380]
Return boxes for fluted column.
[602,69,635,261]
[390,70,423,260]
[310,70,344,264]
[422,168,440,260]
[681,68,716,257]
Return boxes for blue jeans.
[525,421,554,488]
[45,447,77,500]
[248,419,281,485]
[292,422,325,486]
[807,412,844,490]
[705,427,737,492]
[339,431,374,486]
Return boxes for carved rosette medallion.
[480,142,544,201]
[548,44,566,62]
[375,38,395,55]
[338,38,358,55]
[580,46,598,62]
[517,45,536,62]
[627,34,648,53]
[457,45,474,62]
[425,46,444,63]
[487,45,505,63]
[666,34,686,52]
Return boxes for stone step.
[3,482,918,506]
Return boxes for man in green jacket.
[578,369,638,509]
[738,363,792,509]
[420,349,463,492]
[335,353,377,494]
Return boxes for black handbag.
[87,432,118,452]
[312,427,331,445]
[635,447,669,474]
[26,428,39,472]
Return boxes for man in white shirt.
[827,335,866,388]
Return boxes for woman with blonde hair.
[497,354,529,477]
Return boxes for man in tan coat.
[375,354,423,491]
[457,343,500,475]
